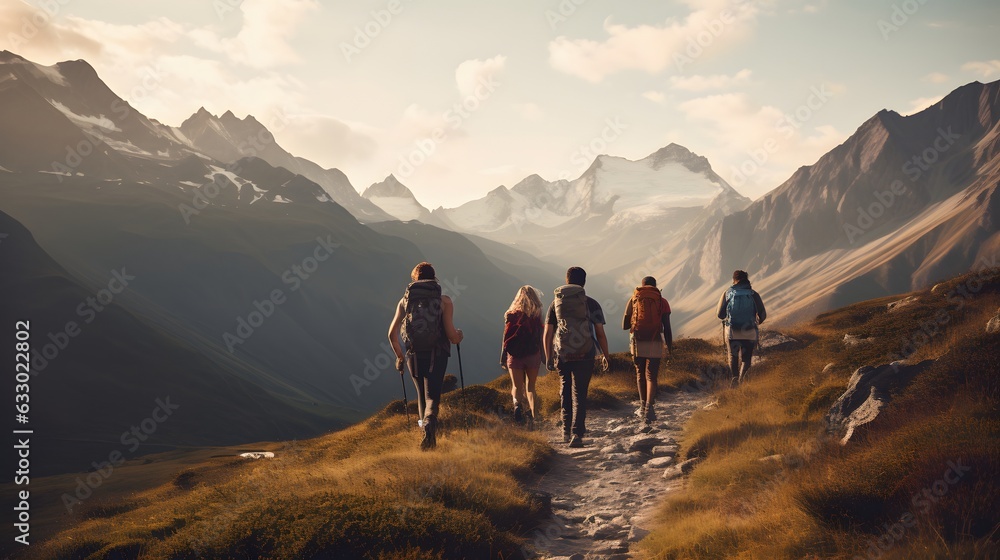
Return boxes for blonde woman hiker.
[499,286,545,427]
[388,262,464,450]
[622,276,673,425]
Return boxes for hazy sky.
[2,0,998,208]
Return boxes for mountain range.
[0,51,565,474]
[2,47,999,473]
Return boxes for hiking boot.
[525,410,534,430]
[420,417,437,450]
[636,401,646,420]
[563,431,572,444]
[513,404,524,424]
[644,405,657,425]
[569,435,584,448]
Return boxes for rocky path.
[528,391,708,559]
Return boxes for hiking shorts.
[506,351,542,371]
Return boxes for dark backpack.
[631,286,662,341]
[725,287,758,332]
[554,285,594,359]
[504,311,540,359]
[401,281,443,352]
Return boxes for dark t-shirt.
[546,296,606,359]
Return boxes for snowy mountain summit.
[431,143,744,235]
[362,175,431,222]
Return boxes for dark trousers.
[408,351,449,421]
[728,340,756,383]
[633,357,661,404]
[557,359,594,436]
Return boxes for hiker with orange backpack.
[388,262,464,450]
[544,267,611,448]
[499,286,545,427]
[716,270,766,385]
[622,276,674,425]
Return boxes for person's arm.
[388,300,405,371]
[499,316,508,367]
[594,323,610,358]
[754,292,767,324]
[662,313,673,356]
[594,322,610,371]
[543,323,556,370]
[441,295,464,344]
[716,291,728,320]
[622,298,633,331]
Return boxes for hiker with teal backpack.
[544,267,611,448]
[716,270,766,385]
[388,262,464,450]
[500,286,545,427]
[622,276,674,425]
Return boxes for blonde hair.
[506,285,543,319]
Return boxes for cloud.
[670,69,752,91]
[789,0,829,14]
[642,91,667,104]
[455,55,506,98]
[678,91,846,196]
[547,0,760,82]
[904,95,944,116]
[922,72,949,84]
[276,113,378,166]
[193,0,319,69]
[962,60,1000,79]
[514,102,544,120]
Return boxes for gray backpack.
[554,285,593,359]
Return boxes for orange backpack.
[631,286,662,341]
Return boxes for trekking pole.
[397,365,411,427]
[457,343,469,434]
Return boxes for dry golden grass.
[638,268,1000,559]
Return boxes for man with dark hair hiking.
[716,270,766,385]
[389,262,464,450]
[623,276,673,425]
[544,266,611,448]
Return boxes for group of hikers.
[388,262,766,450]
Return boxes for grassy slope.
[23,342,722,560]
[23,269,1000,559]
[639,268,1000,559]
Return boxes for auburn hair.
[411,262,436,282]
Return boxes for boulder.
[647,456,676,468]
[824,360,934,444]
[759,331,799,351]
[887,296,918,312]
[843,334,875,346]
[987,309,1000,334]
[627,436,662,452]
[662,457,702,480]
[651,445,678,458]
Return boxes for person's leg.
[728,340,741,382]
[509,368,527,422]
[645,358,661,422]
[525,366,539,419]
[408,353,426,422]
[558,363,573,442]
[423,353,448,421]
[570,360,594,438]
[634,356,648,407]
[420,353,449,448]
[738,341,755,384]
